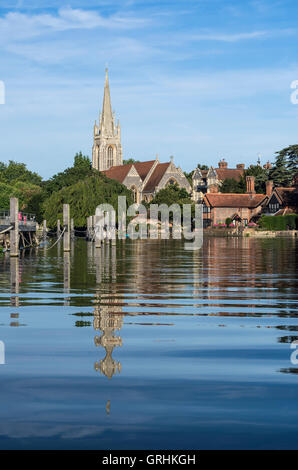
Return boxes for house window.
[107,146,114,168]
[269,203,279,213]
[167,178,177,186]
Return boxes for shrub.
[259,214,298,231]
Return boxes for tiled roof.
[274,187,295,203]
[143,162,171,192]
[205,193,267,208]
[215,168,244,181]
[102,164,133,183]
[134,160,156,181]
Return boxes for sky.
[0,0,298,178]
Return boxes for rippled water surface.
[0,237,297,449]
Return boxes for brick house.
[202,176,267,227]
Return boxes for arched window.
[107,146,114,168]
[131,186,138,203]
[167,178,177,186]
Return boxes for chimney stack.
[218,158,228,168]
[266,180,273,197]
[236,163,245,169]
[246,176,255,194]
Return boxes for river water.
[0,237,297,449]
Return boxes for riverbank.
[205,228,298,238]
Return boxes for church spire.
[102,68,113,136]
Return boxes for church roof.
[102,164,133,183]
[205,193,267,208]
[134,160,156,181]
[143,162,171,192]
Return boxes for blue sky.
[0,0,298,177]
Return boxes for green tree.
[43,174,133,228]
[149,184,192,206]
[242,165,270,193]
[43,153,93,195]
[270,148,292,186]
[197,164,209,171]
[0,160,42,185]
[275,145,298,180]
[220,178,244,193]
[123,158,140,165]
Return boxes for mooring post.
[43,220,47,241]
[86,216,91,240]
[10,257,20,307]
[63,203,70,252]
[70,218,75,240]
[95,214,102,248]
[10,197,19,257]
[57,219,61,238]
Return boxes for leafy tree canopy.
[43,174,133,228]
[269,146,294,187]
[123,158,140,165]
[220,178,244,194]
[197,164,209,170]
[149,183,192,207]
[0,160,42,186]
[43,152,93,195]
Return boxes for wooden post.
[57,219,61,237]
[70,218,74,239]
[86,216,91,240]
[43,220,47,240]
[63,204,70,252]
[10,257,19,307]
[10,197,19,257]
[95,214,102,249]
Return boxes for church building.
[92,70,191,202]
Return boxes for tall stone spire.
[92,69,123,171]
[101,68,113,136]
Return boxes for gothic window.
[131,186,138,203]
[107,146,114,168]
[167,178,177,186]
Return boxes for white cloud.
[0,7,147,43]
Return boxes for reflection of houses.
[92,69,191,203]
[263,180,298,216]
[202,176,267,226]
[93,299,123,379]
[192,159,245,201]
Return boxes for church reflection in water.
[92,242,123,379]
[93,300,123,379]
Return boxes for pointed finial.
[105,67,108,83]
[170,155,174,162]
[155,153,159,160]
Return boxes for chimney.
[263,161,272,170]
[266,180,273,197]
[236,163,245,169]
[246,176,255,194]
[218,158,228,168]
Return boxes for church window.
[167,178,177,186]
[107,146,114,168]
[131,186,138,203]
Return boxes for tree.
[242,165,269,193]
[43,174,133,228]
[149,184,192,206]
[197,164,209,171]
[220,178,244,193]
[123,158,140,165]
[270,148,292,186]
[274,145,298,180]
[0,160,42,186]
[43,153,93,195]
